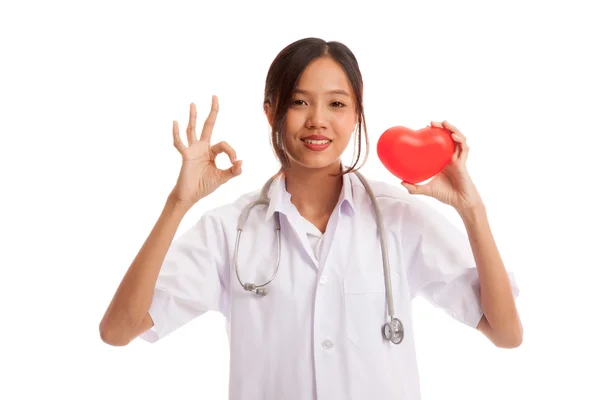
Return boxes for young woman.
[99,37,521,399]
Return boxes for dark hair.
[263,37,369,175]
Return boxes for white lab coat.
[140,171,519,399]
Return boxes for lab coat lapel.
[264,176,319,270]
[282,208,320,270]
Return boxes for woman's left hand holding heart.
[400,120,484,214]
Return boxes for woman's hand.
[400,120,483,213]
[169,95,243,210]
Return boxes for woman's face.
[276,57,358,171]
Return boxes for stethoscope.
[233,171,404,345]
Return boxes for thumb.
[220,160,243,183]
[401,181,428,196]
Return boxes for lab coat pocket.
[343,271,400,351]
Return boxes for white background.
[1,0,599,399]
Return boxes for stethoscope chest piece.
[383,317,404,344]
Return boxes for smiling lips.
[301,135,332,151]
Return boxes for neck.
[284,161,343,225]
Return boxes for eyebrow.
[293,88,351,97]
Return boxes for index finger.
[186,103,197,144]
[200,95,219,142]
[442,120,461,135]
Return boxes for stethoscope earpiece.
[243,282,268,296]
[243,283,256,291]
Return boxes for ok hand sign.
[170,96,242,210]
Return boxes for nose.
[305,103,328,130]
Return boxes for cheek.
[332,111,357,136]
[284,110,304,130]
[281,113,301,145]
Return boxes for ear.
[264,103,274,127]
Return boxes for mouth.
[301,138,332,145]
[301,135,332,145]
[301,136,332,151]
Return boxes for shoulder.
[174,188,263,254]
[351,173,415,211]
[350,173,445,229]
[199,187,262,225]
[354,175,409,201]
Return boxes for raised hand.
[169,95,242,210]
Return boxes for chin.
[288,151,342,171]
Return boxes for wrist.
[165,194,192,219]
[456,200,486,223]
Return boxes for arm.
[99,196,189,346]
[401,120,522,348]
[399,192,521,349]
[458,203,523,348]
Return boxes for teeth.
[303,139,331,145]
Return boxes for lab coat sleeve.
[401,198,520,329]
[139,211,228,343]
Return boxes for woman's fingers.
[442,120,458,133]
[200,95,219,142]
[174,96,222,156]
[443,120,467,142]
[186,103,197,145]
[226,160,243,180]
[211,140,237,164]
[173,120,186,153]
[451,137,461,162]
[211,141,242,182]
[401,181,432,196]
[458,139,469,163]
[432,120,464,139]
[442,122,469,164]
[431,120,469,164]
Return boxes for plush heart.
[377,126,455,184]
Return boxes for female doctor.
[99,37,522,399]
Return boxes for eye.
[331,101,345,108]
[292,99,306,106]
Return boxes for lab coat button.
[319,276,328,285]
[322,339,334,349]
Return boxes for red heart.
[376,126,455,184]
